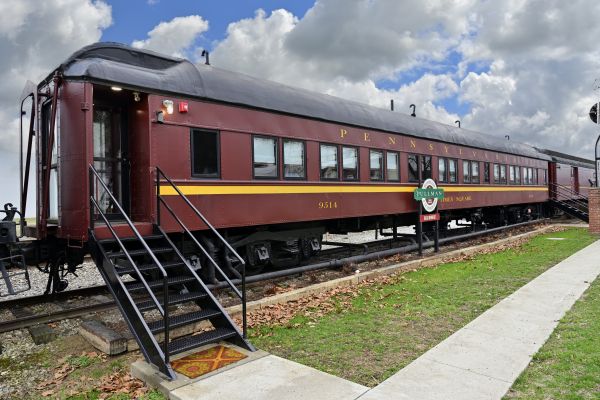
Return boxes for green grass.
[251,228,598,387]
[63,390,165,400]
[505,268,600,399]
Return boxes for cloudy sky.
[1,0,599,215]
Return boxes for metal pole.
[434,219,439,252]
[417,204,423,256]
[594,131,600,187]
[596,102,600,187]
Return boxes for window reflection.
[320,144,339,180]
[342,147,358,181]
[283,140,305,179]
[254,136,278,178]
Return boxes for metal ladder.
[88,165,254,380]
[549,182,589,222]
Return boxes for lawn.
[250,228,597,387]
[505,264,600,399]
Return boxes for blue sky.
[100,0,477,117]
[102,1,314,50]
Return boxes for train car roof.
[57,42,550,161]
[535,148,595,169]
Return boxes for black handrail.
[89,164,171,364]
[549,182,588,211]
[155,167,248,338]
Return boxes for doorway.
[92,106,130,219]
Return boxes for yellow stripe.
[160,184,548,196]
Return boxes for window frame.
[319,143,340,181]
[421,155,432,181]
[369,149,384,181]
[448,159,458,183]
[252,134,280,180]
[493,163,501,184]
[282,139,306,180]
[408,154,420,183]
[509,165,516,185]
[191,129,221,179]
[341,145,360,182]
[438,157,448,183]
[471,161,480,184]
[483,162,490,184]
[386,151,400,182]
[463,160,471,184]
[500,164,507,184]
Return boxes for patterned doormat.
[170,345,248,379]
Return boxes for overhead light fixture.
[133,92,141,102]
[111,86,123,92]
[162,99,174,115]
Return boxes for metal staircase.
[549,182,589,222]
[87,165,254,380]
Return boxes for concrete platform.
[360,239,600,400]
[171,355,368,400]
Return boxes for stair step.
[108,247,173,259]
[116,260,185,275]
[125,276,196,292]
[148,309,222,333]
[136,291,208,312]
[99,234,164,245]
[165,327,238,356]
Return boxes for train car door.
[92,105,130,219]
[571,166,579,194]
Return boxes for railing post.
[89,166,95,230]
[242,261,247,339]
[163,279,170,365]
[156,168,161,226]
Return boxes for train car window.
[422,156,432,181]
[463,160,471,183]
[500,165,507,184]
[387,151,400,181]
[509,165,516,184]
[533,168,538,185]
[542,169,547,185]
[493,164,500,184]
[526,168,532,185]
[484,162,490,184]
[408,154,419,182]
[449,159,458,183]
[320,144,339,180]
[253,136,279,179]
[438,158,447,183]
[342,146,359,181]
[471,161,480,183]
[515,166,521,185]
[191,129,220,178]
[283,140,305,179]
[370,150,384,181]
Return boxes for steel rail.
[0,219,549,333]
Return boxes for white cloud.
[210,7,463,125]
[0,0,111,213]
[132,15,209,57]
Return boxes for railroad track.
[0,219,549,334]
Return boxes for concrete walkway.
[359,238,600,400]
[139,237,600,400]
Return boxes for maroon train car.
[539,149,597,200]
[12,42,556,273]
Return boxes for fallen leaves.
[236,225,562,334]
[95,371,149,399]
